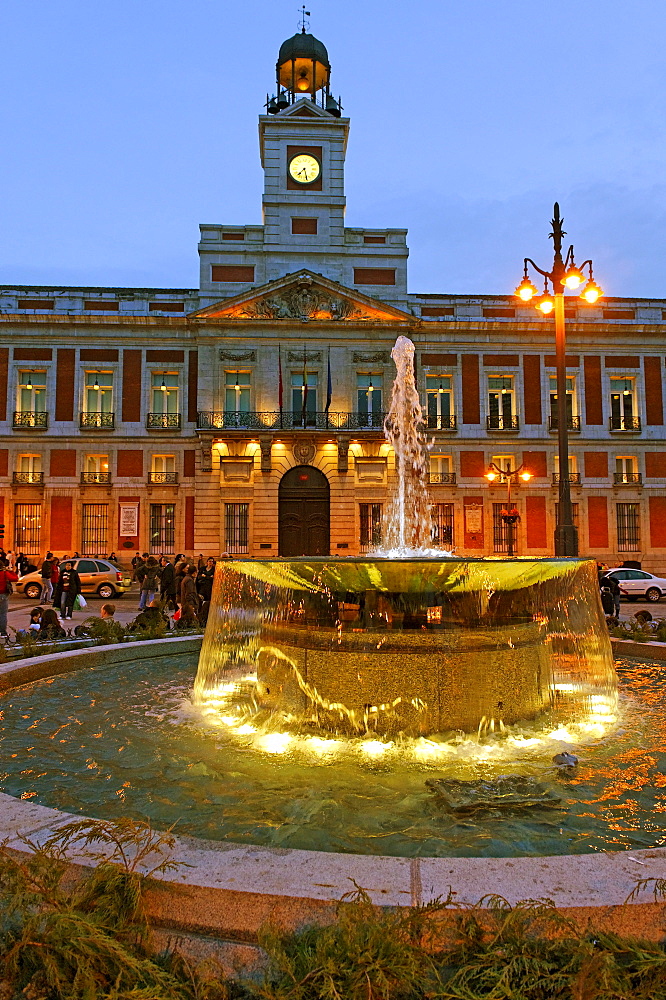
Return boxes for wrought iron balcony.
[80,411,115,430]
[425,415,457,431]
[429,472,457,485]
[148,472,178,485]
[548,415,581,432]
[486,415,520,431]
[81,472,111,485]
[609,416,641,432]
[196,410,387,431]
[13,411,48,429]
[12,471,43,485]
[147,412,181,430]
[552,473,582,485]
[614,472,643,485]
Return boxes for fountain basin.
[195,557,615,738]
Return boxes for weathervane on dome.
[298,5,311,33]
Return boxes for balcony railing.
[610,416,641,431]
[197,411,387,431]
[486,415,520,431]
[147,412,181,430]
[148,472,179,485]
[13,411,48,429]
[552,472,582,485]
[425,415,457,431]
[12,472,43,485]
[614,472,643,485]
[429,472,457,485]
[81,472,111,485]
[548,415,581,432]
[80,411,115,429]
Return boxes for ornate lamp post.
[515,204,603,556]
[485,462,532,557]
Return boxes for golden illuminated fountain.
[194,337,616,739]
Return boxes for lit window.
[225,371,251,413]
[17,370,47,412]
[84,371,113,413]
[426,375,454,429]
[610,377,638,430]
[356,374,383,425]
[151,372,179,414]
[487,376,515,429]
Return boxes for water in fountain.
[380,335,446,556]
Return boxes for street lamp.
[485,462,532,558]
[514,203,603,556]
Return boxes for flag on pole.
[301,345,308,425]
[325,347,332,414]
[278,344,283,413]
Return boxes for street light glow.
[563,267,584,289]
[581,278,602,303]
[515,276,537,301]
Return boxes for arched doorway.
[278,465,330,556]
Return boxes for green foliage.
[0,818,241,1000]
[2,820,666,1000]
[76,616,126,645]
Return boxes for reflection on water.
[0,654,663,858]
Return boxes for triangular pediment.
[191,270,414,324]
[276,97,331,119]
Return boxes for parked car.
[16,558,132,601]
[603,568,666,603]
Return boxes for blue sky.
[1,0,665,297]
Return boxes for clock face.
[289,153,320,184]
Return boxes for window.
[431,503,454,548]
[553,454,578,483]
[84,371,113,413]
[610,377,639,430]
[17,370,47,412]
[225,371,251,413]
[150,504,175,553]
[492,502,510,553]
[150,454,177,484]
[555,502,579,526]
[83,454,110,484]
[291,372,318,425]
[356,374,383,425]
[14,503,41,554]
[429,455,454,484]
[360,503,382,551]
[15,454,42,484]
[151,372,179,414]
[151,455,175,474]
[81,504,108,555]
[426,375,454,429]
[491,454,516,473]
[549,376,576,428]
[225,503,249,554]
[617,502,640,551]
[615,456,640,484]
[487,376,516,430]
[554,455,577,473]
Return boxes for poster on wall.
[464,504,482,534]
[119,504,139,537]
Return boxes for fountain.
[193,336,616,740]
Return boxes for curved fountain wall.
[194,556,616,738]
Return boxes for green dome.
[278,32,330,69]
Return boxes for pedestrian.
[131,551,147,582]
[159,555,177,610]
[179,564,199,615]
[138,556,161,610]
[197,553,206,571]
[602,573,621,618]
[6,550,16,572]
[196,556,216,605]
[53,560,81,620]
[108,551,118,564]
[40,551,54,603]
[16,607,43,639]
[0,558,19,638]
[39,608,67,639]
[51,556,60,592]
[17,552,29,576]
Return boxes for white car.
[603,568,666,603]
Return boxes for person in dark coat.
[38,608,67,638]
[53,560,81,620]
[159,556,177,610]
[196,557,216,605]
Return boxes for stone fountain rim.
[0,635,665,932]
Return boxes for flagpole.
[278,344,283,429]
[325,346,332,427]
[301,344,308,428]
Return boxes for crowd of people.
[0,550,222,642]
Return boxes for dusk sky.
[2,0,665,298]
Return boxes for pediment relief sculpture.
[239,282,365,322]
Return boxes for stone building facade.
[1,30,665,569]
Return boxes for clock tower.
[198,28,409,305]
